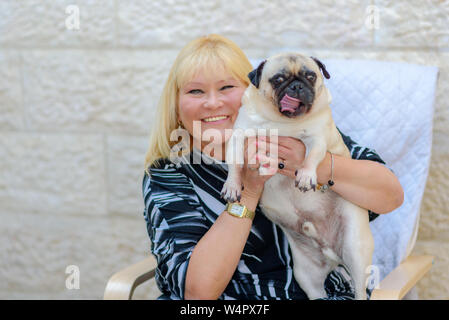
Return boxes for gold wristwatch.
[226,202,255,220]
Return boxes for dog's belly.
[259,174,347,263]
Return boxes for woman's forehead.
[179,65,236,87]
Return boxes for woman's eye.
[220,85,235,90]
[188,89,203,94]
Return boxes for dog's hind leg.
[342,248,371,300]
[341,206,374,300]
[284,232,331,300]
[294,265,329,299]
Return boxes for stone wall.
[0,0,447,299]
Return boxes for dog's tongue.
[280,94,301,112]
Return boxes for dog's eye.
[306,72,316,83]
[274,76,285,85]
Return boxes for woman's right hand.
[240,136,279,200]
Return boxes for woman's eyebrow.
[184,78,237,87]
[218,77,237,82]
[185,81,204,86]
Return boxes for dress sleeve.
[142,163,209,299]
[337,128,387,222]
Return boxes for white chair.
[104,58,438,300]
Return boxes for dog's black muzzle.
[277,79,315,117]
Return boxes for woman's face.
[178,67,247,157]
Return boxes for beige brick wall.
[0,0,447,299]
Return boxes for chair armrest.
[104,256,157,300]
[370,255,434,300]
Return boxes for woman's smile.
[201,115,230,123]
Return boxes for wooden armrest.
[104,256,157,300]
[370,255,434,300]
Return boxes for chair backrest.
[251,57,439,281]
[325,59,438,280]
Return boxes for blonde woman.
[142,34,403,300]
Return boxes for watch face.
[230,205,244,217]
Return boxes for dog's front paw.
[220,179,242,202]
[294,168,317,192]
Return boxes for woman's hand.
[239,136,275,199]
[254,135,307,179]
[240,135,306,199]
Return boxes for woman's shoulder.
[148,157,176,170]
[143,157,195,193]
[146,157,186,174]
[142,158,207,224]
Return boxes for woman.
[143,34,404,300]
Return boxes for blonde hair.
[143,34,253,176]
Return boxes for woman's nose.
[204,91,223,108]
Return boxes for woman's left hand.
[257,135,306,179]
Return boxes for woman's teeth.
[202,115,228,122]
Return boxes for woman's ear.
[248,60,266,88]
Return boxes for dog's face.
[249,53,330,118]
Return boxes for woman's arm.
[145,165,262,301]
[316,152,404,214]
[184,188,259,300]
[185,137,277,300]
[258,135,404,215]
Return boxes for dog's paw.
[294,168,317,192]
[220,180,242,202]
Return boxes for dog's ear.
[248,60,266,88]
[310,57,330,79]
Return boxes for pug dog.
[221,53,374,300]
